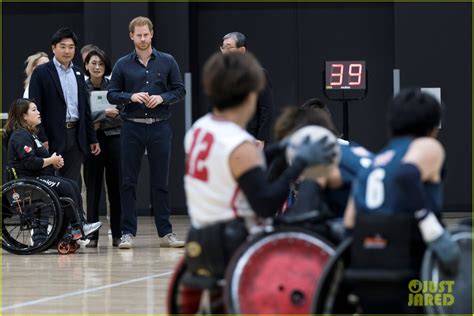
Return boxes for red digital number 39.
[186,128,214,182]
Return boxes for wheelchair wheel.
[421,225,472,315]
[311,237,357,314]
[167,257,204,314]
[2,178,64,255]
[224,227,335,314]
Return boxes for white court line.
[2,270,174,312]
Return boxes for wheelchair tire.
[224,227,335,314]
[421,225,472,315]
[311,237,356,314]
[2,178,64,255]
[167,257,206,314]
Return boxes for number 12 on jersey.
[186,128,214,182]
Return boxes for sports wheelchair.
[2,167,88,255]
[167,210,339,314]
[311,213,472,314]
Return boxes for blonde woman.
[23,52,49,98]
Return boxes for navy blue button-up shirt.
[107,48,185,120]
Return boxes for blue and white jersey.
[325,139,373,216]
[352,137,443,216]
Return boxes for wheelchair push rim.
[2,179,63,255]
[225,227,335,314]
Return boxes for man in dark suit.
[220,32,274,148]
[29,27,100,185]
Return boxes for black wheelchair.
[311,213,472,314]
[2,167,88,255]
[167,210,338,314]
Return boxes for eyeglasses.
[219,45,239,52]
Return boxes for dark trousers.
[120,120,172,237]
[83,130,122,240]
[58,128,84,187]
[36,175,85,226]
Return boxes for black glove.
[293,135,337,167]
[429,230,461,276]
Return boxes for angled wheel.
[166,257,204,314]
[421,225,472,314]
[2,179,63,255]
[311,237,356,314]
[224,227,335,314]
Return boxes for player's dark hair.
[274,106,338,140]
[388,89,442,137]
[203,52,265,111]
[300,97,331,116]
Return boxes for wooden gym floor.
[1,213,470,314]
[2,215,189,314]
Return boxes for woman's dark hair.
[388,88,442,137]
[203,52,265,111]
[51,27,78,46]
[83,49,112,77]
[274,105,338,140]
[4,98,38,136]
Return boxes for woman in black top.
[5,98,102,241]
[83,49,122,247]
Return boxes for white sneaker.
[161,233,185,248]
[82,222,103,237]
[119,234,133,249]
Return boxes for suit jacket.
[246,68,274,142]
[29,60,97,155]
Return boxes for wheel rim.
[2,181,61,253]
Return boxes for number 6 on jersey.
[365,168,385,209]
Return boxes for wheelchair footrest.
[345,268,416,282]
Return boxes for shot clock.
[325,61,366,90]
[323,61,368,140]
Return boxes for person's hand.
[131,92,150,104]
[49,152,62,167]
[105,108,119,118]
[294,135,337,167]
[90,143,101,156]
[145,95,163,108]
[55,156,64,169]
[429,230,461,276]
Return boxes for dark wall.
[296,3,394,151]
[193,2,394,152]
[2,3,471,213]
[394,3,472,211]
[3,3,84,106]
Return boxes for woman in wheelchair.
[4,98,102,243]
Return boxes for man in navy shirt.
[108,16,186,248]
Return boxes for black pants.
[58,127,84,188]
[36,175,85,226]
[83,130,122,240]
[120,120,172,237]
